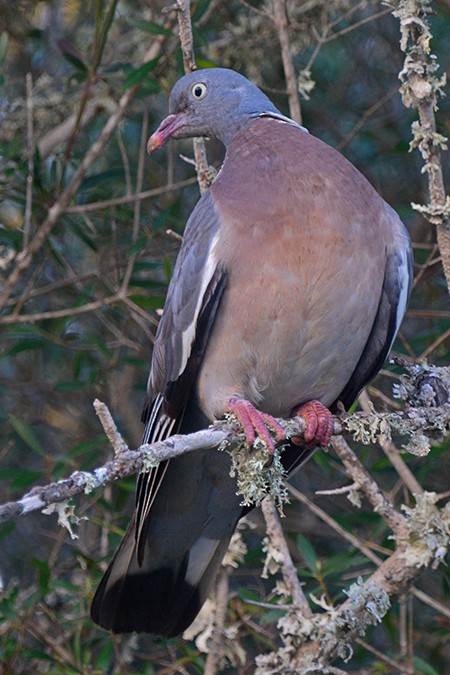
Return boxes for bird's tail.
[90,449,243,637]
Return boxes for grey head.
[147,68,282,151]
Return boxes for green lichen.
[228,436,289,513]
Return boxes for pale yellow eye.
[191,82,208,100]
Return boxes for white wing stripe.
[179,233,219,376]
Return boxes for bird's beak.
[147,112,187,153]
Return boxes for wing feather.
[336,228,413,410]
[135,190,227,555]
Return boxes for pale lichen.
[255,576,392,673]
[183,598,246,668]
[42,500,87,540]
[341,578,391,629]
[343,362,450,456]
[261,535,285,579]
[398,492,450,568]
[222,529,248,569]
[225,421,289,513]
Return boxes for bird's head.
[147,68,280,152]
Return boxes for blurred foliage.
[0,0,449,672]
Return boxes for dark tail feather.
[91,434,316,636]
[90,448,243,636]
[90,516,233,636]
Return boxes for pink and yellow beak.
[147,112,187,153]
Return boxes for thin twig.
[355,637,408,673]
[0,294,122,325]
[63,177,197,213]
[120,109,148,295]
[24,72,34,249]
[330,435,407,537]
[287,484,382,566]
[94,399,128,455]
[176,0,212,194]
[358,390,424,497]
[261,497,312,616]
[272,0,302,124]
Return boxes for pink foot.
[226,396,286,454]
[291,400,334,447]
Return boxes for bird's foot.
[291,400,334,447]
[227,396,286,454]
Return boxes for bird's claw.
[226,396,286,454]
[291,399,335,447]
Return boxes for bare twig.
[287,483,382,567]
[0,294,122,325]
[331,435,407,538]
[355,637,409,674]
[64,177,197,213]
[38,99,105,158]
[24,72,34,249]
[94,399,128,455]
[272,0,302,124]
[175,0,212,194]
[119,109,148,295]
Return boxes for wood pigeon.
[90,68,413,637]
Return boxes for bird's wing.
[335,220,413,410]
[135,189,227,556]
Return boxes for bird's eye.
[191,82,208,100]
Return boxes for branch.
[1,381,448,524]
[272,0,302,124]
[256,493,450,672]
[0,407,242,524]
[173,0,213,194]
[393,0,450,291]
[1,370,449,670]
[262,497,313,616]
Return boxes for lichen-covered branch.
[392,0,450,290]
[1,363,449,527]
[0,365,449,671]
[262,497,313,616]
[256,493,450,672]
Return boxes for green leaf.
[127,17,173,37]
[123,56,161,89]
[0,521,15,542]
[296,534,318,573]
[4,338,47,357]
[0,32,9,66]
[8,415,46,457]
[413,656,441,675]
[31,558,51,598]
[0,468,43,489]
[195,57,219,69]
[57,39,88,72]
